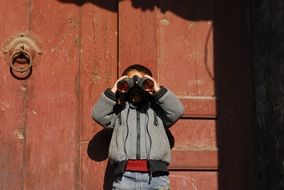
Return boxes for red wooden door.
[0,0,254,189]
[1,1,117,189]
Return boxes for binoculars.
[117,75,154,93]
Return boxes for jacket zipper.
[136,110,141,159]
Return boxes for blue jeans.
[112,171,170,190]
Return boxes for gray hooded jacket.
[92,87,184,174]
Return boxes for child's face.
[126,70,146,104]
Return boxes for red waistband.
[125,160,149,172]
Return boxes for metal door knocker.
[2,34,41,79]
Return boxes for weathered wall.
[251,0,284,189]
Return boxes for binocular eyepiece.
[117,75,154,93]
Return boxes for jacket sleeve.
[153,87,185,128]
[92,88,118,128]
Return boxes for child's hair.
[122,64,153,77]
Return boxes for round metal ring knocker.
[10,50,32,73]
[2,34,41,80]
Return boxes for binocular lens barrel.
[117,80,129,93]
[142,79,154,91]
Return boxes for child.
[92,64,184,189]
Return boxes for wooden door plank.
[119,0,158,76]
[156,3,218,174]
[181,97,217,118]
[80,2,117,142]
[170,171,218,190]
[170,119,218,169]
[24,1,80,189]
[158,13,198,97]
[171,120,217,149]
[79,2,117,189]
[170,149,218,170]
[0,1,28,189]
[157,11,215,97]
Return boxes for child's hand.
[143,75,161,95]
[111,76,128,93]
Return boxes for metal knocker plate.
[2,33,41,79]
